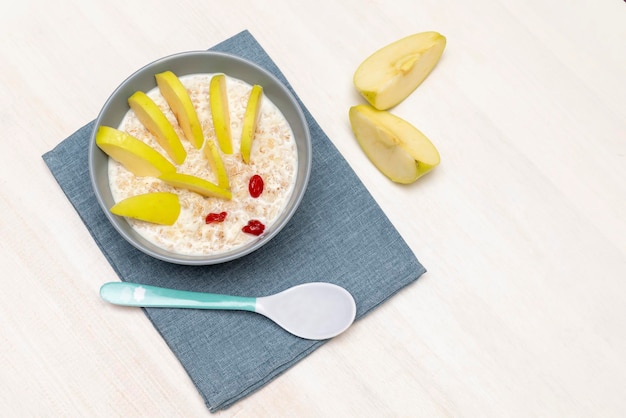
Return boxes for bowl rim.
[88,50,312,265]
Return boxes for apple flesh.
[240,84,263,163]
[110,192,180,225]
[128,91,187,165]
[159,172,232,200]
[203,139,230,189]
[349,104,440,184]
[96,126,176,177]
[354,31,446,110]
[209,74,233,154]
[155,71,205,149]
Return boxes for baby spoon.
[100,282,357,340]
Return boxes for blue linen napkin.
[42,30,426,412]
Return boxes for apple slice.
[110,192,180,225]
[203,139,230,189]
[209,74,233,154]
[159,172,232,200]
[128,91,187,165]
[96,126,176,177]
[240,84,263,163]
[354,31,446,110]
[155,71,205,149]
[349,104,440,184]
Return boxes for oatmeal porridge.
[108,73,298,255]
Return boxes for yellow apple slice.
[159,172,232,200]
[110,192,180,225]
[203,139,230,189]
[349,104,440,184]
[209,74,233,154]
[155,71,205,149]
[354,31,446,110]
[240,84,263,163]
[95,126,176,177]
[128,91,187,165]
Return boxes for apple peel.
[95,126,176,177]
[240,84,263,163]
[155,70,205,149]
[110,192,180,225]
[203,139,230,189]
[209,74,233,154]
[128,91,187,165]
[159,172,232,200]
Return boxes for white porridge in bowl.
[108,73,298,256]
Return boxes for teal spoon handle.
[100,282,257,312]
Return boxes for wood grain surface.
[1,0,624,416]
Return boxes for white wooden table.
[1,0,624,416]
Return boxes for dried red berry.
[242,219,265,236]
[248,174,264,198]
[205,211,227,224]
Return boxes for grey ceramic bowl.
[88,51,312,265]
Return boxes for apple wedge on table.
[349,104,440,184]
[95,126,176,177]
[110,192,181,225]
[128,91,187,165]
[354,31,446,110]
[155,70,205,149]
